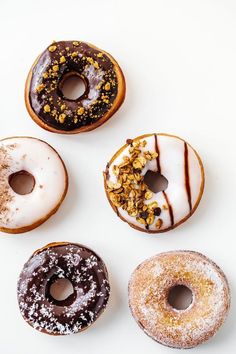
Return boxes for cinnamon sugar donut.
[25,40,125,134]
[17,242,110,335]
[104,133,204,233]
[128,251,230,349]
[0,137,68,233]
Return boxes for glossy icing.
[17,243,110,335]
[28,41,119,131]
[0,137,67,231]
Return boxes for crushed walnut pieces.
[106,139,163,229]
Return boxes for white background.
[0,0,235,353]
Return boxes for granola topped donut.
[128,251,230,348]
[0,137,68,233]
[17,242,110,335]
[104,133,204,233]
[25,40,125,133]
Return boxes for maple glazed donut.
[104,133,204,233]
[25,40,126,134]
[128,251,230,349]
[17,242,110,335]
[0,137,68,233]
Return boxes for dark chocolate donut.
[25,40,125,133]
[17,242,110,335]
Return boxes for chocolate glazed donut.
[25,41,126,133]
[17,242,110,335]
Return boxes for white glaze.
[0,137,67,231]
[107,134,204,231]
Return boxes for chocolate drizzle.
[28,41,119,131]
[184,142,192,212]
[154,134,174,226]
[17,243,110,335]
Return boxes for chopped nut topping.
[104,82,111,91]
[145,190,153,200]
[59,113,66,123]
[71,52,78,57]
[43,72,49,79]
[73,41,80,46]
[52,65,59,72]
[93,61,99,69]
[106,139,162,228]
[36,83,45,93]
[77,107,85,115]
[97,52,103,58]
[60,56,66,63]
[49,45,57,52]
[43,104,51,113]
[156,218,163,229]
[60,104,66,111]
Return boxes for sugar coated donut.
[128,251,230,349]
[25,40,125,134]
[17,242,110,335]
[104,133,204,233]
[0,137,68,233]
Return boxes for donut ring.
[104,133,204,233]
[128,251,230,349]
[17,242,110,335]
[0,137,68,233]
[25,40,126,134]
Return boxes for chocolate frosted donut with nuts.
[17,242,110,335]
[129,251,230,349]
[104,133,204,233]
[25,41,126,133]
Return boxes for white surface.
[0,0,235,353]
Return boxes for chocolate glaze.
[17,243,110,335]
[154,134,174,226]
[29,41,119,131]
[184,142,192,212]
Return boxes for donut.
[0,137,68,233]
[25,40,126,134]
[128,251,230,349]
[104,133,204,233]
[17,242,110,335]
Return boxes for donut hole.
[49,278,74,303]
[144,170,168,193]
[60,72,86,100]
[8,170,35,195]
[168,285,193,310]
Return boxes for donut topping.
[106,139,164,228]
[17,243,110,335]
[29,41,119,131]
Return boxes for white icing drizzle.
[107,134,204,231]
[0,137,67,230]
[17,243,110,335]
[129,251,230,349]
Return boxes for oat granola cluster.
[106,139,164,230]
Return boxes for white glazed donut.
[0,137,68,233]
[104,133,204,233]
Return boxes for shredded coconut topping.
[17,243,110,335]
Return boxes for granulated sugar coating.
[128,250,230,349]
[17,242,110,335]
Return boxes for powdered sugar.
[129,251,230,349]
